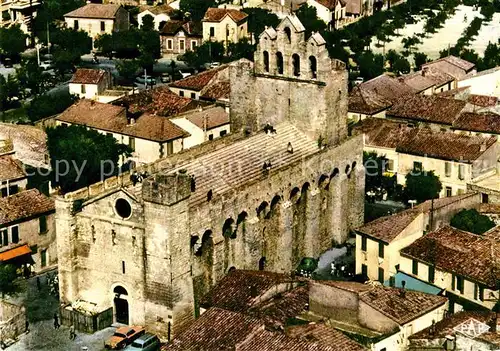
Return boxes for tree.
[385,49,400,71]
[242,8,280,40]
[94,34,114,59]
[27,91,78,122]
[363,152,397,201]
[51,27,92,56]
[226,38,255,62]
[393,57,411,75]
[0,75,20,111]
[450,209,495,235]
[116,59,140,84]
[482,42,500,69]
[179,0,215,21]
[413,52,428,70]
[138,30,161,71]
[179,41,224,68]
[0,264,21,298]
[141,14,155,31]
[295,4,327,38]
[0,25,27,61]
[356,51,384,80]
[404,171,442,204]
[16,58,51,97]
[33,0,84,39]
[46,125,132,193]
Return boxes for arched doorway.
[259,257,266,271]
[113,286,129,324]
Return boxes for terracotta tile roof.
[165,121,320,206]
[65,4,121,19]
[409,311,498,340]
[479,203,500,214]
[401,68,454,92]
[358,286,448,325]
[396,130,496,163]
[0,123,48,169]
[387,95,466,125]
[201,270,298,313]
[57,100,188,142]
[0,244,32,262]
[247,285,309,328]
[201,81,230,100]
[352,118,416,149]
[401,225,500,288]
[358,75,417,102]
[314,0,346,10]
[117,86,203,117]
[70,68,107,85]
[484,226,500,241]
[185,106,229,130]
[356,208,422,243]
[170,65,227,91]
[356,193,478,243]
[452,112,500,134]
[285,323,366,351]
[0,189,54,226]
[423,55,475,73]
[160,20,202,36]
[139,4,175,15]
[203,8,248,23]
[238,329,360,351]
[0,154,26,182]
[163,307,264,351]
[348,87,392,115]
[468,94,499,107]
[345,0,361,14]
[315,281,447,325]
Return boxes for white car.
[354,77,364,85]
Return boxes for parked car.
[209,62,221,68]
[105,326,145,349]
[124,333,161,351]
[136,75,156,86]
[3,58,13,68]
[160,73,171,83]
[353,77,364,85]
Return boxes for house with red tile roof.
[306,0,346,28]
[0,140,27,198]
[409,311,500,350]
[422,56,476,81]
[353,118,499,197]
[64,4,129,43]
[170,106,230,148]
[160,20,202,56]
[309,280,448,351]
[202,8,249,47]
[0,189,56,272]
[168,64,230,101]
[69,68,113,100]
[400,225,499,312]
[355,192,482,283]
[55,99,190,164]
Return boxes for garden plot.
[370,5,500,59]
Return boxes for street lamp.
[35,38,42,66]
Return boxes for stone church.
[55,15,364,340]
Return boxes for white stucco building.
[458,66,500,97]
[69,68,113,100]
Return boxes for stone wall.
[0,300,26,342]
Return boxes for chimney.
[399,280,406,298]
[198,106,203,112]
[90,100,96,109]
[480,142,487,152]
[128,117,136,125]
[488,312,498,333]
[422,67,428,77]
[287,142,293,154]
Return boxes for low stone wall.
[0,300,26,343]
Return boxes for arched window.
[292,54,300,77]
[114,286,128,296]
[276,52,283,74]
[284,27,291,43]
[263,51,269,72]
[309,56,317,79]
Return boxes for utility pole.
[47,21,50,56]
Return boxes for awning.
[0,244,34,264]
